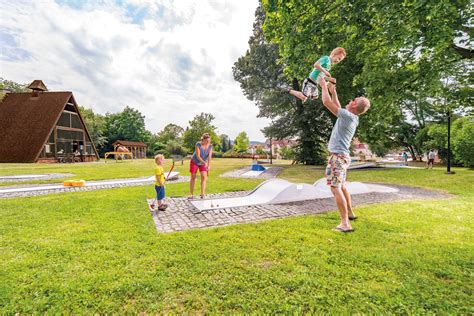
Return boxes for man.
[318,76,371,233]
[427,149,436,169]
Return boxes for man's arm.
[318,76,340,116]
[328,83,342,108]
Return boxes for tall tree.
[103,106,148,151]
[79,106,107,153]
[182,112,219,151]
[157,123,184,144]
[0,78,29,100]
[0,78,29,92]
[233,3,332,164]
[234,131,250,153]
[219,134,230,152]
[262,0,472,158]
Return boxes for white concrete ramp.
[312,178,399,197]
[191,178,399,211]
[0,172,180,194]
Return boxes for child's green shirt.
[309,55,331,81]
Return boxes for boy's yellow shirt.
[154,165,165,185]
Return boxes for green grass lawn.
[0,159,472,313]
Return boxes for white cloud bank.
[0,0,270,141]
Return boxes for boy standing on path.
[318,76,371,232]
[154,154,167,211]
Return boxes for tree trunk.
[407,145,416,161]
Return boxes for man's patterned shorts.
[326,153,351,187]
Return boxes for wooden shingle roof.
[27,80,48,91]
[0,92,72,162]
[113,140,147,147]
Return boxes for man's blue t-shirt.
[327,108,359,155]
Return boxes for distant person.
[318,76,370,233]
[73,149,81,163]
[288,47,346,103]
[188,133,213,199]
[402,152,409,166]
[427,149,436,169]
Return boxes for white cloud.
[0,0,270,141]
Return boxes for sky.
[0,0,270,141]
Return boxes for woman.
[189,133,213,199]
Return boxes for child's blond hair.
[154,154,165,162]
[331,47,346,57]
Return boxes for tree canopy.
[182,113,219,151]
[234,131,250,153]
[261,0,473,159]
[233,3,332,164]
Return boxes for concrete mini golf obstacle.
[241,164,271,177]
[0,172,180,197]
[0,173,75,182]
[190,178,399,211]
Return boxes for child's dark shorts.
[302,77,319,99]
[155,185,165,200]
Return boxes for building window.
[57,112,71,127]
[71,114,82,129]
[57,128,83,140]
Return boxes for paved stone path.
[0,176,190,198]
[149,184,450,233]
[220,166,282,179]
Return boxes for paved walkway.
[149,184,450,233]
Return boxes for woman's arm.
[195,144,206,164]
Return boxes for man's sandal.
[332,226,355,233]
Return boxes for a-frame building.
[0,80,99,163]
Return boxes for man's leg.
[341,185,356,219]
[330,186,352,230]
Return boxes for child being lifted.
[289,47,346,103]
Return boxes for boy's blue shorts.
[155,185,165,200]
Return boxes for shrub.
[452,117,474,168]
